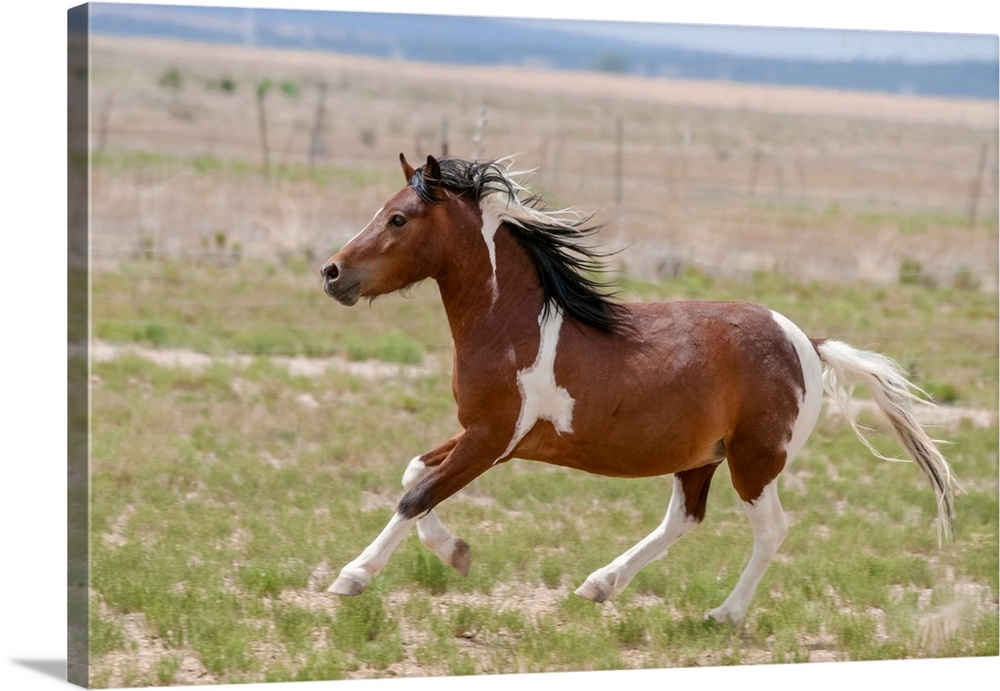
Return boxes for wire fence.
[82,36,999,398]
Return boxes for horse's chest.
[455,307,577,455]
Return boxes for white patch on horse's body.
[477,189,587,306]
[479,202,501,303]
[494,304,575,464]
[769,310,824,463]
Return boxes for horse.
[319,153,957,626]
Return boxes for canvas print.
[68,2,999,688]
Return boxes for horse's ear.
[400,153,416,182]
[424,155,442,186]
[424,156,441,199]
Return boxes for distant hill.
[81,4,999,100]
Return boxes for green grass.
[87,258,998,686]
[92,258,445,362]
[87,149,391,189]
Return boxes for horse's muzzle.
[321,261,362,306]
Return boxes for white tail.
[816,339,958,542]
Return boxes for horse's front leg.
[402,434,471,576]
[328,430,498,596]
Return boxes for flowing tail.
[815,339,958,542]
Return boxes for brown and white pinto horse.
[320,154,956,625]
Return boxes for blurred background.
[77,2,998,287]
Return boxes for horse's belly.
[514,411,726,478]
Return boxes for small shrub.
[408,550,450,594]
[332,590,396,648]
[89,615,127,656]
[154,655,182,685]
[899,257,935,287]
[142,321,171,347]
[206,76,237,93]
[540,555,563,588]
[347,330,424,364]
[952,266,980,291]
[611,609,647,646]
[158,67,182,90]
[237,565,285,599]
[449,651,477,676]
[898,257,922,285]
[449,605,480,638]
[922,380,959,404]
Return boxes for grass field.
[78,31,998,689]
[85,257,998,687]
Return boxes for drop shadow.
[11,659,66,682]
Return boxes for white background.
[1,2,997,690]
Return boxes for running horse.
[320,154,956,625]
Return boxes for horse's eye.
[389,214,407,228]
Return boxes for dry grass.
[83,34,998,288]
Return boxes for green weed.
[88,258,997,684]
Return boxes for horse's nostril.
[322,262,340,281]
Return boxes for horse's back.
[526,300,819,477]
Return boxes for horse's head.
[321,154,473,306]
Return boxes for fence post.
[256,79,272,178]
[308,82,327,169]
[968,141,989,229]
[472,108,488,160]
[615,117,624,219]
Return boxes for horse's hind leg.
[576,462,720,603]
[706,325,823,625]
[705,478,786,626]
[402,435,471,576]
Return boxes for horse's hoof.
[449,539,471,577]
[574,580,609,603]
[327,572,368,596]
[704,607,743,627]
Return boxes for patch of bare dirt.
[93,564,998,686]
[825,396,997,430]
[87,339,437,380]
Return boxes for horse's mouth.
[324,279,362,306]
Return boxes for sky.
[92,0,999,64]
[530,19,998,63]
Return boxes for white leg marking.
[329,511,416,595]
[576,475,701,602]
[402,455,470,574]
[494,304,575,464]
[706,480,787,625]
[401,455,429,490]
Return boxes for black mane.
[409,157,628,334]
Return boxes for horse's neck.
[436,222,544,350]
